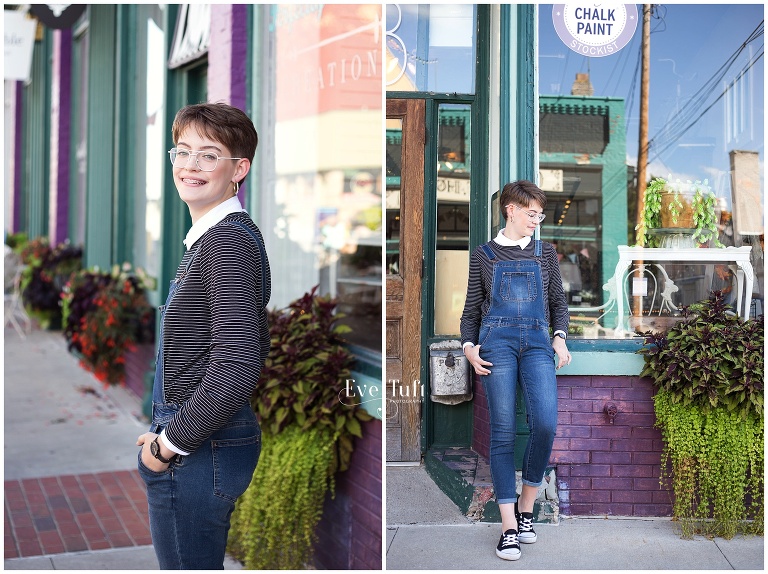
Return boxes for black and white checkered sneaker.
[496,529,521,560]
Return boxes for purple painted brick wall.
[314,418,382,569]
[472,374,672,517]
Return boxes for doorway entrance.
[385,99,425,463]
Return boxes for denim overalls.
[477,240,558,505]
[138,222,263,569]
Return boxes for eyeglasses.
[168,148,242,172]
[510,204,546,223]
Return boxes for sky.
[538,4,765,201]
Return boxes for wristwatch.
[555,332,567,340]
[150,436,174,464]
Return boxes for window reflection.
[539,4,764,338]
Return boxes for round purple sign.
[552,4,638,57]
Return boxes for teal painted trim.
[386,92,473,101]
[113,5,137,264]
[248,5,262,218]
[472,3,491,249]
[346,370,382,420]
[159,4,193,305]
[557,350,644,376]
[499,5,512,188]
[515,5,536,183]
[85,5,117,269]
[23,31,52,238]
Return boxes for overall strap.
[480,243,496,261]
[534,239,542,257]
[229,220,269,311]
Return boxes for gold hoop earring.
[233,181,240,196]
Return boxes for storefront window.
[140,6,165,287]
[385,118,403,275]
[386,4,477,93]
[254,5,382,351]
[538,4,764,339]
[434,103,471,336]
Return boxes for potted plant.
[61,263,155,386]
[19,238,82,329]
[635,177,724,248]
[637,290,763,538]
[227,287,372,569]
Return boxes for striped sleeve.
[163,221,270,453]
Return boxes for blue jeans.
[138,404,261,569]
[479,320,558,504]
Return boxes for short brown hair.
[499,180,547,217]
[171,102,258,164]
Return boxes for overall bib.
[477,241,558,504]
[138,222,262,569]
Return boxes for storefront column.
[49,29,72,245]
[208,5,248,110]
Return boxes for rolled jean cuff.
[497,497,517,504]
[522,478,543,488]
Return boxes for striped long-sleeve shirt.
[460,237,569,347]
[160,211,271,454]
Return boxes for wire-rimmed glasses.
[168,148,242,172]
[511,204,546,223]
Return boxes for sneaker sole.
[519,534,537,544]
[496,548,522,561]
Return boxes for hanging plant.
[638,291,763,538]
[635,177,665,247]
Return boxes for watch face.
[150,439,159,457]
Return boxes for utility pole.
[633,4,652,319]
[635,4,651,241]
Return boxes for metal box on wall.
[429,340,472,405]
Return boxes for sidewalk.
[386,465,764,570]
[4,325,241,570]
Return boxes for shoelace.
[518,515,534,532]
[501,532,519,547]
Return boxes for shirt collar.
[493,229,532,250]
[183,197,246,250]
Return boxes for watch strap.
[151,437,174,463]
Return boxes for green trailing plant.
[638,291,763,538]
[635,177,664,247]
[227,424,337,569]
[691,182,724,247]
[228,288,373,569]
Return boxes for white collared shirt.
[493,229,531,250]
[183,196,247,250]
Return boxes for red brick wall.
[314,418,382,569]
[472,374,672,517]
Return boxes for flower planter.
[660,191,695,228]
[124,343,155,401]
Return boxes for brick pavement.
[5,470,151,560]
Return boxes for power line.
[642,20,763,158]
[649,48,763,161]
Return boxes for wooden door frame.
[386,98,424,463]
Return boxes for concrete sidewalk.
[386,465,764,570]
[4,325,241,570]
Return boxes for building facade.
[385,2,763,521]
